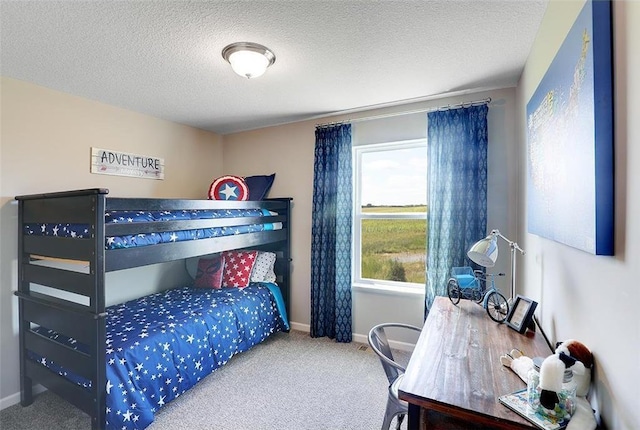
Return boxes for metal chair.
[368,323,422,430]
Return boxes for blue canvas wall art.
[526,0,613,255]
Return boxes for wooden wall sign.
[90,147,165,180]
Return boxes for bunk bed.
[14,188,292,429]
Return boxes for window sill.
[352,282,425,297]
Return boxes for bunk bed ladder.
[16,197,31,407]
[91,191,107,429]
[278,198,292,318]
[15,189,108,429]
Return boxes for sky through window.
[360,146,427,207]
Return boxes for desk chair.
[368,323,421,430]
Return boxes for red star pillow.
[222,250,258,288]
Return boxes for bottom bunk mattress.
[28,282,289,429]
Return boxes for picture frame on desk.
[506,295,538,334]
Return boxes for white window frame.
[352,139,427,294]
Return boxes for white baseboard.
[352,332,368,345]
[0,384,46,411]
[289,322,415,352]
[355,332,415,352]
[387,339,416,352]
[289,321,310,333]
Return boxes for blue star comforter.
[28,283,289,429]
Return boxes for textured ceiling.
[1,1,548,135]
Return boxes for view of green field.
[361,205,427,284]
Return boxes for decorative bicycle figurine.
[447,266,510,322]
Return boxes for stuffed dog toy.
[500,339,596,430]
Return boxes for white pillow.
[250,252,277,283]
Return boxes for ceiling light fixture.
[222,42,276,79]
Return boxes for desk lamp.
[467,229,525,302]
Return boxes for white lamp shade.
[228,50,270,79]
[467,235,498,267]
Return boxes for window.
[353,139,427,291]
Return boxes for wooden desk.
[398,297,552,429]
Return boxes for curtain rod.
[315,97,491,129]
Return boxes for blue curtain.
[425,105,488,313]
[310,124,353,342]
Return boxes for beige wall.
[221,120,315,328]
[223,87,519,339]
[0,77,223,405]
[517,1,639,428]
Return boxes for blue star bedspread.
[28,283,289,429]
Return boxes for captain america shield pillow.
[208,175,249,201]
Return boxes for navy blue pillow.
[244,173,275,200]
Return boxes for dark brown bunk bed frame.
[14,188,292,429]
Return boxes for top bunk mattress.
[23,208,283,250]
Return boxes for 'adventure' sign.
[91,148,165,180]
